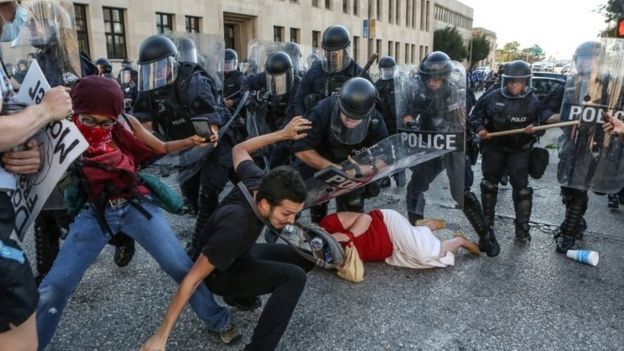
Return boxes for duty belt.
[0,239,25,264]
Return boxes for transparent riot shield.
[167,32,224,90]
[558,38,624,193]
[304,134,452,207]
[394,62,466,214]
[2,0,81,88]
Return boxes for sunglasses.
[79,115,116,129]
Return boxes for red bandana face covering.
[74,117,114,155]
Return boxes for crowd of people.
[2,1,624,350]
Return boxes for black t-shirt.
[200,160,265,272]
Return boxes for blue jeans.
[36,199,230,349]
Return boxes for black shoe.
[515,224,531,243]
[479,229,500,257]
[223,296,262,312]
[114,241,135,267]
[608,194,619,209]
[556,235,576,254]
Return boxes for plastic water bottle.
[310,237,324,253]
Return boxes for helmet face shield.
[119,70,133,84]
[331,112,371,145]
[138,56,178,91]
[380,67,395,80]
[224,59,237,72]
[322,48,350,73]
[266,71,291,96]
[501,74,532,98]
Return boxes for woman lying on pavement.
[320,209,480,269]
[36,76,237,349]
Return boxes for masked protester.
[293,77,389,223]
[35,76,238,349]
[131,35,234,259]
[470,60,545,253]
[294,25,372,116]
[242,51,301,168]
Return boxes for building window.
[426,0,430,31]
[412,0,416,28]
[185,16,201,33]
[376,39,381,57]
[396,0,400,24]
[74,3,90,56]
[419,45,424,62]
[411,44,415,63]
[367,38,373,59]
[353,0,359,15]
[388,0,393,23]
[343,0,348,13]
[405,43,409,63]
[395,42,400,63]
[312,30,321,48]
[376,0,381,20]
[274,26,284,42]
[388,40,393,56]
[420,0,425,30]
[156,12,174,34]
[312,0,319,7]
[103,7,126,59]
[406,0,410,27]
[325,0,331,9]
[290,28,300,43]
[353,36,359,63]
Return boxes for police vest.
[486,90,537,149]
[133,62,216,140]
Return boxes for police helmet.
[501,60,532,99]
[418,51,452,81]
[322,25,351,51]
[378,56,396,80]
[332,77,377,145]
[266,51,293,96]
[224,49,238,72]
[94,58,112,74]
[137,35,179,91]
[174,37,199,64]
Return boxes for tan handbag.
[337,243,364,283]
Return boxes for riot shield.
[2,0,81,88]
[305,134,452,207]
[558,38,624,193]
[167,32,225,90]
[394,62,466,212]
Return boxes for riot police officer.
[375,55,405,187]
[95,57,114,79]
[243,51,301,168]
[283,41,304,77]
[294,25,372,116]
[131,35,232,257]
[470,60,543,246]
[553,41,603,253]
[293,77,388,222]
[118,64,138,113]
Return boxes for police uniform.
[292,94,388,221]
[470,71,544,241]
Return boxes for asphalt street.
[22,128,624,350]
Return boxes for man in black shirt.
[141,116,315,351]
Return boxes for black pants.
[205,244,314,351]
[481,144,530,189]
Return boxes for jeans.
[36,198,230,349]
[205,244,314,351]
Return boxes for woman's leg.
[0,313,37,351]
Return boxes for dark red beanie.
[71,76,124,120]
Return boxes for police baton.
[359,53,379,78]
[486,120,580,138]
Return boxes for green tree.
[519,44,545,62]
[433,26,467,61]
[495,41,521,62]
[598,0,624,37]
[470,34,491,68]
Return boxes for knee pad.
[480,180,498,195]
[515,187,533,201]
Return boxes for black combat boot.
[463,191,500,257]
[480,180,498,227]
[556,191,588,253]
[513,187,533,242]
[112,233,136,267]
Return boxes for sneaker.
[218,324,242,345]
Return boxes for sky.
[461,0,608,60]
